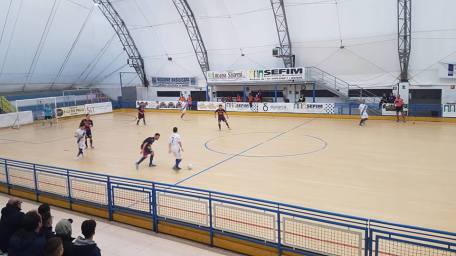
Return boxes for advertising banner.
[151,77,196,87]
[225,102,256,112]
[85,102,113,115]
[293,103,336,114]
[381,103,408,116]
[206,70,247,83]
[56,105,86,118]
[197,102,224,111]
[443,104,456,117]
[136,101,183,110]
[439,62,456,78]
[247,68,305,82]
[224,102,335,114]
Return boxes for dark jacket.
[72,236,101,256]
[55,234,74,256]
[8,229,45,256]
[39,226,54,241]
[0,204,25,252]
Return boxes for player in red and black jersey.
[79,114,94,148]
[137,103,146,125]
[135,133,160,170]
[214,104,231,131]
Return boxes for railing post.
[209,192,214,246]
[33,164,39,202]
[369,228,373,256]
[277,207,282,256]
[66,170,72,210]
[106,176,113,221]
[5,160,10,194]
[151,183,158,232]
[364,229,369,256]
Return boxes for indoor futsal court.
[0,110,455,232]
[1,0,456,255]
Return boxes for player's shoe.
[135,163,139,170]
[149,164,156,167]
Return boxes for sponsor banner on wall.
[136,101,183,110]
[381,103,408,116]
[439,62,456,78]
[151,77,196,87]
[443,104,456,117]
[197,102,224,111]
[85,102,113,115]
[56,105,86,118]
[225,102,255,112]
[293,103,336,114]
[206,70,247,83]
[247,68,305,82]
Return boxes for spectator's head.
[44,237,64,256]
[22,210,42,233]
[38,203,50,216]
[81,220,96,240]
[7,198,22,210]
[173,127,178,133]
[55,218,72,237]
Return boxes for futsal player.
[137,103,146,125]
[394,95,406,123]
[169,127,183,170]
[358,101,368,126]
[43,104,53,127]
[75,123,86,158]
[80,114,94,148]
[135,133,160,170]
[180,99,188,119]
[215,104,231,131]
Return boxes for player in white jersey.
[75,123,86,158]
[358,101,368,126]
[168,127,184,170]
[180,100,188,119]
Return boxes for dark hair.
[38,203,50,216]
[22,210,42,232]
[173,127,178,133]
[44,237,63,256]
[81,220,96,239]
[155,133,160,136]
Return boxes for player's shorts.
[138,113,145,119]
[218,116,227,122]
[181,107,187,113]
[143,149,153,157]
[171,148,182,159]
[395,106,403,112]
[85,129,92,138]
[44,116,52,120]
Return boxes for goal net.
[13,97,58,128]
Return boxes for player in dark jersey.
[137,103,146,125]
[214,104,231,131]
[80,114,94,148]
[135,133,160,170]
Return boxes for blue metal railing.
[1,157,455,256]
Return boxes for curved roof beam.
[171,0,210,79]
[93,0,149,87]
[270,0,295,67]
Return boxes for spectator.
[54,219,74,256]
[44,237,63,256]
[248,94,254,107]
[186,96,192,110]
[298,95,305,103]
[0,198,24,254]
[236,94,241,102]
[379,93,388,108]
[72,220,101,256]
[38,204,53,240]
[387,93,396,103]
[8,210,46,256]
[227,96,232,102]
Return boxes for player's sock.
[137,157,146,165]
[226,123,230,129]
[136,120,139,125]
[218,124,221,130]
[90,139,93,148]
[149,155,155,166]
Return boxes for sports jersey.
[141,137,156,152]
[169,133,181,150]
[75,128,86,149]
[358,104,368,119]
[80,119,93,130]
[215,109,226,117]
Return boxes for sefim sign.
[248,67,305,81]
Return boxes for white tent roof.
[0,0,455,93]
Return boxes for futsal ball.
[187,163,193,170]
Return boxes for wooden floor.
[1,110,455,231]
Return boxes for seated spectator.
[379,93,388,108]
[0,198,24,254]
[8,210,46,256]
[44,237,63,256]
[40,211,54,240]
[236,94,241,102]
[54,219,74,256]
[387,93,396,103]
[38,204,53,240]
[72,220,101,256]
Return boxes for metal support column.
[274,85,278,102]
[312,83,316,103]
[172,0,210,81]
[398,0,411,82]
[94,0,149,87]
[270,0,295,68]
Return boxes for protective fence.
[0,157,455,256]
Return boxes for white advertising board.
[443,104,456,117]
[197,102,224,111]
[381,103,408,116]
[136,100,183,110]
[85,102,113,115]
[0,111,33,128]
[225,102,256,112]
[224,102,335,114]
[56,105,86,118]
